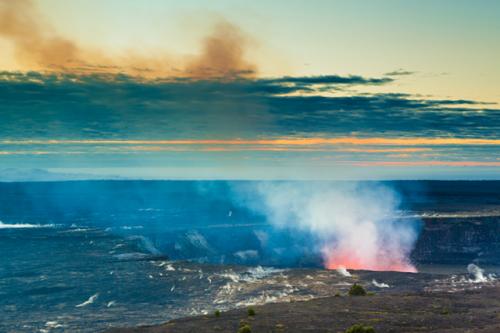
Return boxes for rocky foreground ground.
[107,285,500,333]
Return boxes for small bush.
[348,283,367,296]
[214,310,221,317]
[247,307,256,316]
[334,292,341,297]
[345,324,375,333]
[238,324,252,333]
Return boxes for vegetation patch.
[345,324,376,333]
[247,307,256,316]
[238,324,252,333]
[348,283,367,296]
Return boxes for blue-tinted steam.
[231,181,422,271]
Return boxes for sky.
[0,0,499,180]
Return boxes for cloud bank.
[0,71,497,141]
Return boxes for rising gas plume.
[0,0,82,70]
[0,0,256,79]
[241,182,420,272]
[185,21,256,79]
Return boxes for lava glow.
[323,247,417,273]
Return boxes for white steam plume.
[242,182,420,272]
[372,279,390,288]
[467,263,495,283]
[336,266,352,277]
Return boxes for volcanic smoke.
[249,182,420,272]
[0,0,256,79]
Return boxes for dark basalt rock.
[412,216,500,265]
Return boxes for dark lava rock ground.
[107,285,500,333]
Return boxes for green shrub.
[348,283,367,296]
[247,307,256,316]
[345,324,375,333]
[238,324,252,333]
[214,310,221,317]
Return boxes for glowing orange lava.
[323,248,417,273]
